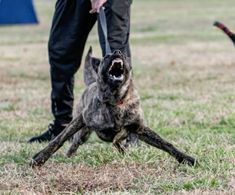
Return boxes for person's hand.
[90,0,107,14]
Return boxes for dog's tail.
[214,21,235,45]
[83,47,100,86]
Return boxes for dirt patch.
[228,177,235,190]
[1,163,161,194]
[175,189,234,195]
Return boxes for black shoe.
[28,122,66,143]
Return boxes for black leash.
[98,7,111,54]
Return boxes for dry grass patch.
[1,163,166,194]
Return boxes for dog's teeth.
[113,75,124,80]
[110,58,123,71]
[112,58,123,65]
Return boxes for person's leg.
[28,0,97,143]
[98,0,132,57]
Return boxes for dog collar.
[117,99,124,106]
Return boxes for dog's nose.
[113,50,122,55]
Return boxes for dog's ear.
[91,57,101,73]
[85,46,101,73]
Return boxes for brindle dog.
[30,48,196,167]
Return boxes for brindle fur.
[30,48,196,167]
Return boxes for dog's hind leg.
[66,127,92,157]
[113,129,128,155]
[30,114,85,167]
[127,124,196,166]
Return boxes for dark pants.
[49,0,132,125]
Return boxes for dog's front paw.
[29,150,51,167]
[184,156,197,166]
[178,155,197,167]
[29,154,45,167]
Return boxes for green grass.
[0,0,235,194]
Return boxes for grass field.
[0,0,235,194]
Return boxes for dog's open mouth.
[108,58,124,81]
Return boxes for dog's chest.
[82,100,126,131]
